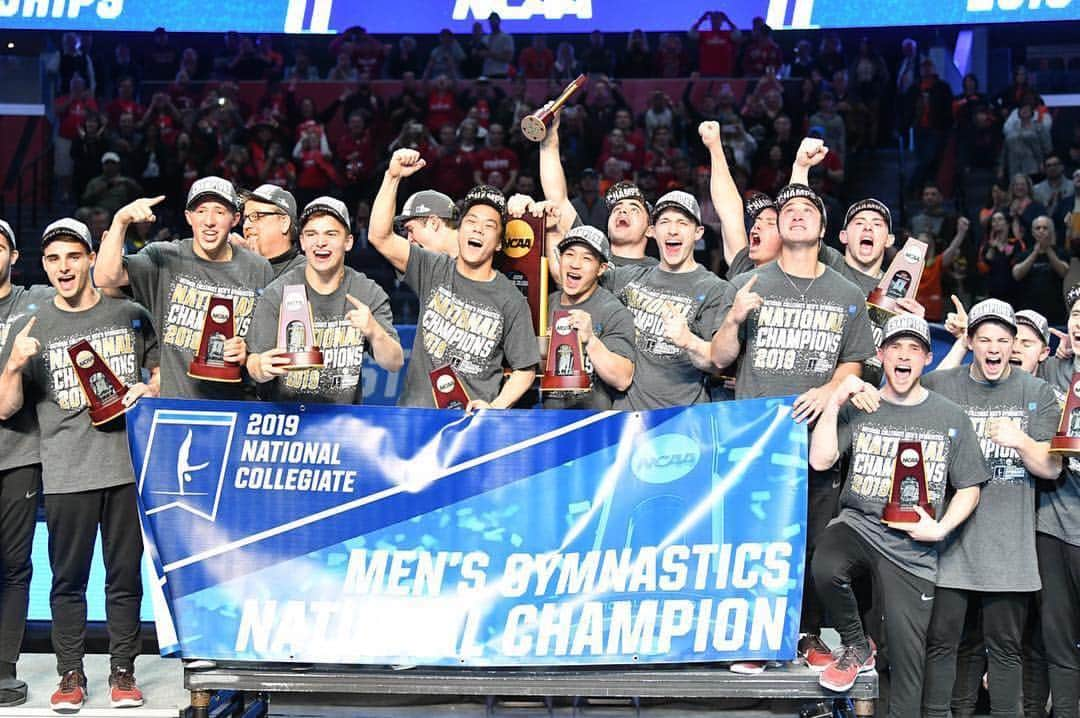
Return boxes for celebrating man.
[241,184,306,279]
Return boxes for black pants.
[1036,533,1080,718]
[812,522,935,718]
[923,586,1028,718]
[44,484,143,675]
[802,465,841,635]
[0,464,40,668]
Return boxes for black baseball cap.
[967,299,1017,336]
[1067,283,1080,313]
[462,185,507,219]
[604,181,649,212]
[776,183,827,226]
[744,192,778,223]
[300,196,351,230]
[41,218,93,252]
[245,184,297,221]
[844,198,892,233]
[395,190,459,225]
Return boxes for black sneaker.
[0,677,27,707]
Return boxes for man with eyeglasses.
[241,185,306,279]
[1033,155,1072,216]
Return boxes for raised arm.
[97,195,165,287]
[368,149,424,274]
[699,120,746,266]
[537,108,578,237]
[789,137,829,186]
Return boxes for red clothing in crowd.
[596,148,640,175]
[743,38,783,76]
[518,46,554,79]
[56,94,99,140]
[472,147,518,182]
[643,146,679,187]
[296,150,340,191]
[430,147,475,198]
[697,30,736,76]
[426,91,462,133]
[335,132,376,185]
[106,98,144,127]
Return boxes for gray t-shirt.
[22,295,158,494]
[247,265,397,404]
[819,246,889,387]
[399,246,540,407]
[726,246,755,280]
[724,262,877,400]
[1033,359,1080,547]
[542,287,635,411]
[833,390,987,582]
[124,238,273,400]
[0,285,53,472]
[613,265,731,410]
[922,366,1060,591]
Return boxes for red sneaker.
[50,669,86,714]
[819,643,876,692]
[798,634,835,672]
[108,666,144,709]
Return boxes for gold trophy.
[520,74,588,143]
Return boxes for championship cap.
[880,313,931,351]
[744,192,778,223]
[651,190,702,225]
[300,196,351,230]
[186,176,239,211]
[557,225,612,265]
[101,151,121,165]
[1067,283,1080,313]
[967,298,1017,336]
[245,184,297,221]
[41,218,93,252]
[462,185,507,219]
[844,198,892,233]
[1015,309,1050,345]
[394,190,459,225]
[0,219,14,250]
[604,181,649,212]
[776,183,827,226]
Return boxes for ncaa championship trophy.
[67,339,130,426]
[867,237,928,315]
[188,296,242,382]
[430,365,470,409]
[498,214,549,336]
[520,74,588,143]
[278,284,324,370]
[541,310,591,393]
[882,440,935,525]
[1050,371,1080,453]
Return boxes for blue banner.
[129,398,807,666]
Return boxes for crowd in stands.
[39,16,1080,324]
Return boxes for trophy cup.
[520,74,588,143]
[430,365,470,409]
[882,441,935,525]
[67,339,130,426]
[541,310,591,393]
[867,237,928,315]
[497,213,549,336]
[188,296,242,382]
[1050,371,1080,453]
[277,284,324,370]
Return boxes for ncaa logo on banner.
[630,433,700,483]
[137,409,237,521]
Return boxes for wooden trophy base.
[282,349,325,371]
[1049,435,1080,454]
[188,360,243,383]
[520,115,548,142]
[882,501,935,527]
[88,392,131,427]
[540,374,592,393]
[866,288,901,315]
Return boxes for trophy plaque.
[67,339,130,426]
[867,237,928,315]
[520,74,588,143]
[541,310,591,393]
[882,440,935,525]
[497,213,549,336]
[430,365,470,409]
[188,296,242,382]
[278,284,324,370]
[1050,371,1080,453]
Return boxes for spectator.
[1002,101,1052,179]
[256,36,284,75]
[1063,170,1080,249]
[1009,172,1048,238]
[106,109,142,162]
[422,75,460,133]
[916,219,970,320]
[285,48,320,81]
[71,112,109,198]
[741,18,782,77]
[353,27,388,80]
[106,76,143,128]
[994,65,1039,117]
[721,120,757,174]
[327,51,360,82]
[140,92,181,147]
[429,124,474,199]
[457,117,482,154]
[519,35,554,79]
[459,76,505,129]
[642,90,674,142]
[106,44,140,94]
[910,183,958,241]
[580,30,616,76]
[143,27,178,81]
[752,144,790,196]
[1013,215,1068,323]
[597,128,640,176]
[570,168,608,230]
[901,58,953,195]
[423,30,465,81]
[953,73,994,170]
[654,33,689,78]
[130,122,174,199]
[390,36,423,77]
[816,33,845,79]
[976,211,1026,306]
[294,133,341,206]
[54,74,99,200]
[809,93,847,164]
[58,32,95,94]
[497,76,531,128]
[472,123,518,194]
[388,71,426,130]
[229,36,271,80]
[978,180,1012,234]
[788,40,815,79]
[769,115,799,166]
[1034,154,1074,218]
[480,13,514,78]
[80,152,142,214]
[211,32,243,77]
[895,37,919,95]
[259,141,297,190]
[335,111,377,204]
[689,12,740,78]
[553,41,581,81]
[692,164,723,273]
[462,22,487,78]
[790,75,820,126]
[619,30,652,78]
[849,38,888,150]
[178,47,202,82]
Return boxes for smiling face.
[779,197,823,245]
[42,238,94,302]
[968,321,1015,382]
[1010,323,1049,374]
[559,243,604,301]
[457,204,502,269]
[300,213,352,277]
[242,199,291,257]
[879,337,931,397]
[748,208,780,264]
[841,209,892,270]
[653,208,702,271]
[606,198,649,248]
[185,199,239,259]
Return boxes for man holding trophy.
[246,196,403,403]
[809,314,984,712]
[0,219,158,712]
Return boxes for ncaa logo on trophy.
[137,409,238,521]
